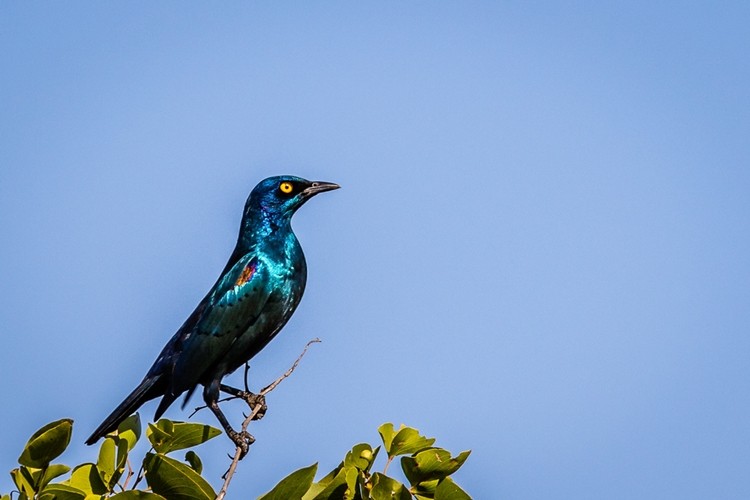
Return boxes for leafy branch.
[258,423,471,499]
[2,338,472,499]
[3,419,470,500]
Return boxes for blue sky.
[1,2,749,498]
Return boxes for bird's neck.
[238,211,301,262]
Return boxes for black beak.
[302,181,340,197]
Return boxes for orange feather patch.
[235,261,257,287]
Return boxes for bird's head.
[245,175,340,222]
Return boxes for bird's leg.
[220,384,267,420]
[205,382,254,458]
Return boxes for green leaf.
[147,419,221,454]
[378,423,397,453]
[313,462,342,487]
[370,472,412,500]
[302,482,327,500]
[117,414,142,452]
[66,463,108,495]
[343,467,360,500]
[18,419,73,468]
[257,463,317,500]
[97,437,117,488]
[401,449,471,485]
[367,446,381,472]
[389,426,436,458]
[38,483,87,500]
[39,463,72,490]
[411,478,439,497]
[144,452,216,500]
[307,466,353,500]
[146,423,172,451]
[10,467,37,497]
[434,477,471,500]
[301,462,342,500]
[344,443,379,472]
[27,466,45,489]
[113,437,130,486]
[184,450,203,475]
[110,491,167,499]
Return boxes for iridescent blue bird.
[86,176,339,453]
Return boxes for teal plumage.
[86,176,339,450]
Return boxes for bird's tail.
[85,377,160,445]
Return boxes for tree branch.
[215,338,321,500]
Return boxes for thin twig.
[215,338,321,500]
[131,447,153,490]
[259,338,321,395]
[120,458,134,491]
[189,396,237,419]
[215,397,264,500]
[383,456,394,475]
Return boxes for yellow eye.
[279,182,293,194]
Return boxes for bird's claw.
[234,391,267,420]
[244,392,267,420]
[227,429,255,459]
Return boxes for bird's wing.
[167,252,274,396]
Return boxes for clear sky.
[1,2,749,498]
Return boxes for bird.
[86,175,339,453]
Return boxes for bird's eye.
[279,182,294,194]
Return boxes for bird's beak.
[302,181,341,197]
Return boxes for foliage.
[3,418,471,499]
[258,423,471,500]
[4,415,219,500]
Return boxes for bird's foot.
[219,384,268,420]
[241,392,267,420]
[227,429,255,459]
